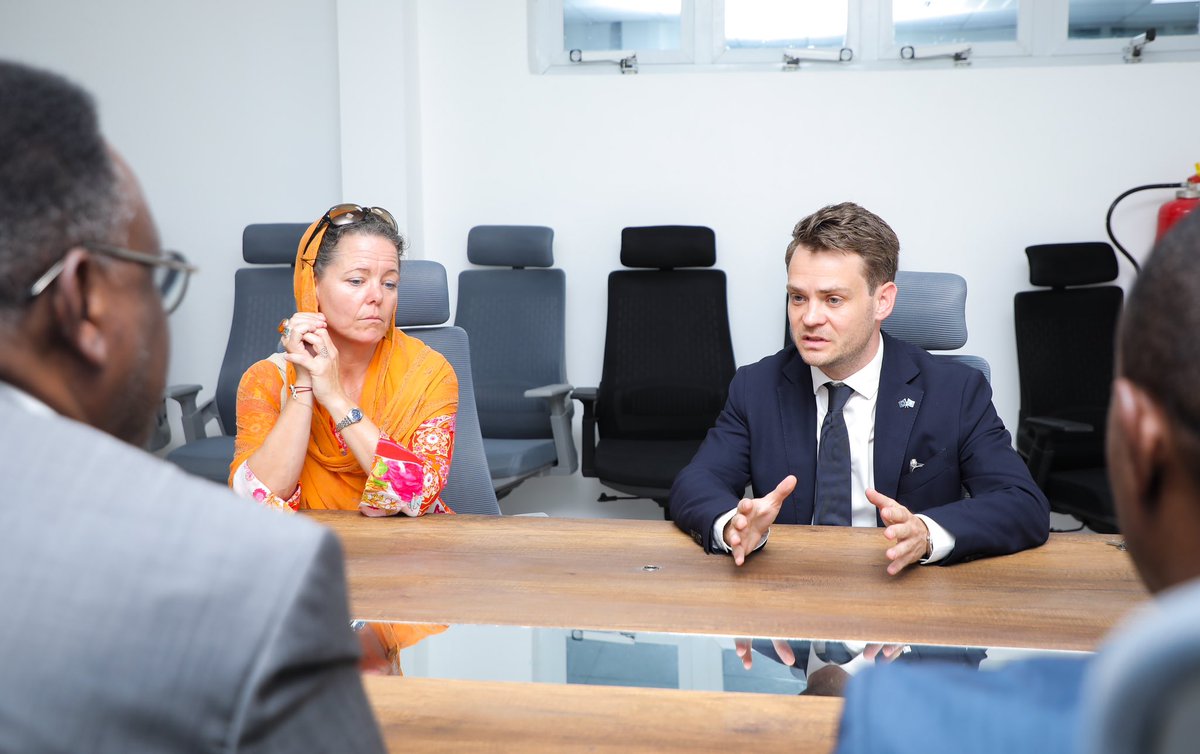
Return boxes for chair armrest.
[1021,416,1096,488]
[165,384,221,442]
[524,384,578,475]
[571,387,598,478]
[524,383,573,400]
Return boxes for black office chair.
[166,224,306,483]
[454,225,577,499]
[1014,242,1122,533]
[574,225,735,516]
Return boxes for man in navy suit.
[834,208,1200,754]
[671,202,1048,573]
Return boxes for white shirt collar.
[0,380,57,417]
[810,334,885,400]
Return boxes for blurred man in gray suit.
[0,61,385,752]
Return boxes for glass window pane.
[724,0,848,50]
[1068,0,1199,40]
[564,0,682,52]
[893,0,1019,46]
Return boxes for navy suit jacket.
[670,333,1049,563]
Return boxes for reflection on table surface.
[353,620,1088,697]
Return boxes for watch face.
[350,408,363,422]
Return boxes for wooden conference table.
[309,513,1147,752]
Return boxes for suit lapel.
[874,334,923,512]
[779,349,817,525]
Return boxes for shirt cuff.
[712,507,770,555]
[915,513,955,564]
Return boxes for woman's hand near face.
[280,312,327,384]
[289,327,347,411]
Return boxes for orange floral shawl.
[230,217,458,509]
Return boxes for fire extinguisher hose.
[1106,183,1180,273]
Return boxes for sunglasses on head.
[301,203,398,265]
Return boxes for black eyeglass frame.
[299,203,399,266]
[28,244,198,314]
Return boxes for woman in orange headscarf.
[230,204,458,517]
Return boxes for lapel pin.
[898,398,916,409]
[909,458,925,473]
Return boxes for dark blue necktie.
[814,382,853,526]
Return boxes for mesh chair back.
[456,225,566,440]
[399,259,500,515]
[598,227,735,441]
[215,223,307,433]
[882,270,991,382]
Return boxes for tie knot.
[826,382,853,413]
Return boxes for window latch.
[782,48,854,70]
[568,49,638,74]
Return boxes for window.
[1067,0,1199,40]
[529,0,1200,73]
[564,0,683,52]
[723,0,849,50]
[551,0,693,68]
[892,0,1020,45]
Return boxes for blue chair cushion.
[165,436,235,485]
[482,438,559,479]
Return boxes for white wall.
[409,2,1198,490]
[1,0,343,397]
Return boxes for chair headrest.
[882,271,969,351]
[467,225,554,267]
[1026,243,1118,287]
[621,226,716,269]
[243,223,309,265]
[395,259,450,327]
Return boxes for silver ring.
[320,347,330,358]
[282,326,291,340]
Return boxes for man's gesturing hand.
[867,488,931,575]
[724,475,797,566]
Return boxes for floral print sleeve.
[231,460,302,513]
[360,414,456,516]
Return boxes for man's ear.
[49,248,108,366]
[874,280,897,322]
[1111,377,1169,513]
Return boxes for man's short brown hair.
[786,202,899,292]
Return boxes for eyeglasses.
[300,203,398,265]
[28,244,198,314]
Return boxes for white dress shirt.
[715,338,955,562]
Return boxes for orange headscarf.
[231,216,458,510]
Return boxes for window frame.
[709,0,858,66]
[529,0,1200,73]
[877,0,1036,62]
[552,0,697,68]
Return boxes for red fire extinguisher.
[1107,163,1200,273]
[1157,165,1200,241]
